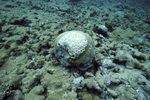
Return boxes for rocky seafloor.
[0,0,150,100]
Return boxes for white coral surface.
[57,31,88,59]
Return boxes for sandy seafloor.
[0,0,150,100]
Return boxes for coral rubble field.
[0,0,150,100]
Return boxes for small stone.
[97,25,108,33]
[93,24,108,37]
[84,72,94,78]
[101,59,113,68]
[47,68,55,74]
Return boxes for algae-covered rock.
[40,66,75,100]
[82,94,93,100]
[116,85,137,100]
[84,72,94,78]
[107,88,118,97]
[0,48,10,66]
[21,69,43,93]
[25,85,45,100]
[110,28,135,43]
[8,90,24,100]
[62,90,77,100]
[54,30,95,71]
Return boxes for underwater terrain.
[0,0,150,100]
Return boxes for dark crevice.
[10,18,31,27]
[132,55,146,61]
[58,29,64,34]
[31,6,43,10]
[16,36,29,45]
[90,11,98,17]
[113,59,126,65]
[38,43,51,53]
[108,83,122,90]
[69,0,81,3]
[5,5,16,8]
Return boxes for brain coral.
[54,30,95,71]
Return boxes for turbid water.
[0,0,150,100]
